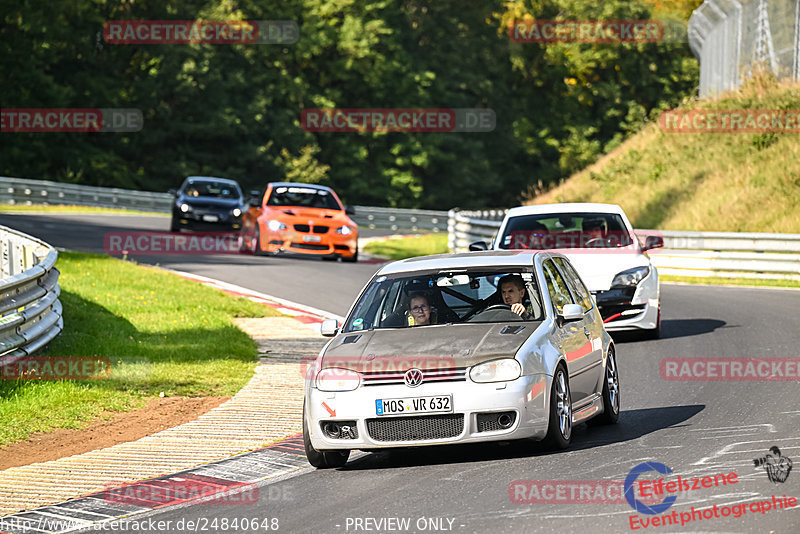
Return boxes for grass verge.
[0,203,168,217]
[363,233,449,260]
[660,274,800,289]
[0,251,281,447]
[527,79,800,233]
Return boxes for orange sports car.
[240,182,359,262]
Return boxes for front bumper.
[593,270,659,331]
[306,374,550,450]
[264,229,357,258]
[174,211,242,231]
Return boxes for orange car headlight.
[336,225,353,236]
[267,220,287,231]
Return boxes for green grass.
[661,274,800,289]
[527,78,800,233]
[363,233,449,260]
[0,203,168,217]
[0,251,281,447]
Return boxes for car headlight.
[180,203,191,213]
[611,266,650,287]
[469,359,521,383]
[316,368,360,391]
[267,220,287,231]
[336,225,353,236]
[232,208,242,217]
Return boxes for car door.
[553,257,604,398]
[542,259,592,404]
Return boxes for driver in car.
[498,274,533,320]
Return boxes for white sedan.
[474,203,663,338]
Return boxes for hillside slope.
[526,79,800,233]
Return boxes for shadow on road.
[342,404,705,470]
[612,319,728,343]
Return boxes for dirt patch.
[0,396,228,470]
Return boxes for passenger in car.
[498,274,533,320]
[407,292,436,326]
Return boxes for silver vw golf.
[303,250,619,468]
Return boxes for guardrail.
[0,226,63,360]
[351,206,448,232]
[447,209,800,281]
[0,176,174,212]
[0,176,452,232]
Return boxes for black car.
[169,176,246,232]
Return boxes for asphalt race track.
[3,213,799,534]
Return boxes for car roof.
[505,203,625,217]
[268,182,334,193]
[376,250,549,275]
[184,176,240,185]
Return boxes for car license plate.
[375,395,452,416]
[202,214,219,222]
[302,235,322,243]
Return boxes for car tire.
[303,403,350,469]
[342,248,358,263]
[590,346,620,425]
[170,218,180,232]
[544,364,572,450]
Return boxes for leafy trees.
[0,0,699,208]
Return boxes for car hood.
[267,206,344,221]
[179,196,241,209]
[321,322,541,371]
[554,248,650,291]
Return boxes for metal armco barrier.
[0,226,63,359]
[0,176,173,212]
[447,208,800,281]
[351,205,448,232]
[0,177,452,231]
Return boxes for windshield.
[499,212,634,249]
[267,186,341,210]
[181,180,241,199]
[343,270,543,332]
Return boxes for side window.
[553,257,593,313]
[542,260,575,314]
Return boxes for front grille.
[293,224,310,232]
[334,245,350,251]
[367,414,464,442]
[476,411,517,433]
[362,367,467,387]
[312,226,329,234]
[291,243,328,250]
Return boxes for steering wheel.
[584,236,606,246]
[483,304,512,312]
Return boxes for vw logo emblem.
[404,368,423,388]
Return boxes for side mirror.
[320,319,340,337]
[345,205,355,215]
[168,188,177,196]
[644,235,664,251]
[469,240,488,251]
[558,304,584,325]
